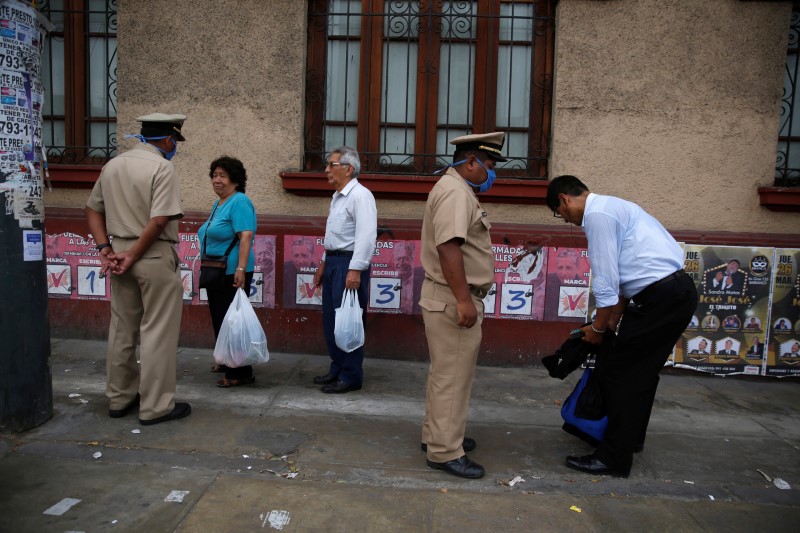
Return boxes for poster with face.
[674,245,773,375]
[368,240,423,314]
[282,235,324,308]
[765,249,800,377]
[483,243,547,320]
[542,247,591,322]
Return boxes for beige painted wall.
[551,0,796,231]
[44,0,798,233]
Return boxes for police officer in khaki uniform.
[85,113,191,426]
[419,132,505,478]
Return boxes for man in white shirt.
[312,147,377,393]
[548,175,697,477]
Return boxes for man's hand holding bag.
[334,288,364,352]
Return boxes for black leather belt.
[635,269,686,301]
[326,250,353,257]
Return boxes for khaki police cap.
[449,132,507,162]
[136,112,187,141]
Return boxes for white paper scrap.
[164,490,190,503]
[43,498,81,516]
[68,393,81,398]
[508,475,526,487]
[260,510,291,530]
[773,478,791,490]
[131,429,141,434]
[683,480,694,484]
[92,452,102,459]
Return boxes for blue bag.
[561,366,608,446]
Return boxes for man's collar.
[138,142,164,157]
[335,177,358,196]
[444,167,474,193]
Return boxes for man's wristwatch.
[96,243,111,251]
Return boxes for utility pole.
[0,0,53,432]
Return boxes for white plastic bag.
[213,288,269,367]
[334,288,364,353]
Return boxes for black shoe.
[139,402,192,426]
[313,373,338,385]
[421,437,476,453]
[427,455,485,479]
[321,380,362,394]
[109,393,140,418]
[565,454,628,477]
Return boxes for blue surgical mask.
[465,158,496,193]
[124,134,178,160]
[436,158,496,193]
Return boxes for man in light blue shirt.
[547,175,697,477]
[312,147,377,393]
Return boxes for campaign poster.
[177,232,275,308]
[282,235,324,308]
[45,232,110,300]
[542,247,590,322]
[368,240,423,314]
[252,235,276,308]
[765,249,800,377]
[675,245,773,375]
[483,242,547,320]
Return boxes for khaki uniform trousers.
[421,280,484,462]
[106,238,183,420]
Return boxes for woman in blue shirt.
[198,156,258,387]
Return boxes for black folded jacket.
[541,324,616,379]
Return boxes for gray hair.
[330,146,361,179]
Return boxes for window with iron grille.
[39,0,116,166]
[305,0,555,178]
[776,8,800,187]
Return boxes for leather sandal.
[216,376,255,388]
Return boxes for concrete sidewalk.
[1,338,798,532]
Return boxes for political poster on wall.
[368,240,423,314]
[542,247,590,322]
[46,232,276,308]
[177,232,275,307]
[45,232,109,300]
[483,243,547,320]
[674,245,773,375]
[282,235,324,308]
[765,248,800,377]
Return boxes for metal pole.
[0,0,53,432]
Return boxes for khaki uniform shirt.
[87,143,183,242]
[420,168,494,292]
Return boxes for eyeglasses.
[325,161,349,169]
[552,196,564,218]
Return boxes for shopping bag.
[561,366,607,446]
[213,288,269,367]
[334,288,364,353]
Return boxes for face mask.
[437,158,496,193]
[124,134,178,160]
[465,158,496,193]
